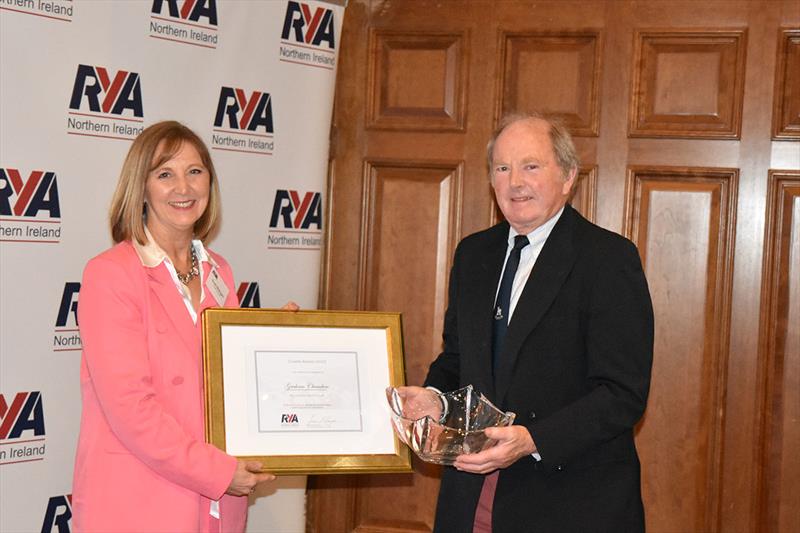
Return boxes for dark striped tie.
[492,235,530,373]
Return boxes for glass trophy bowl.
[386,385,516,465]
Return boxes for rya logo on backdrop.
[149,0,219,49]
[269,190,322,230]
[0,0,73,23]
[69,65,143,117]
[66,64,144,141]
[151,0,217,24]
[41,494,72,533]
[211,87,274,156]
[267,190,322,251]
[237,282,261,308]
[281,1,335,48]
[0,391,47,465]
[0,169,61,219]
[279,1,337,70]
[54,283,81,352]
[214,88,273,133]
[0,168,62,244]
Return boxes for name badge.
[206,268,229,306]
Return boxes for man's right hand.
[394,386,444,421]
[226,460,276,496]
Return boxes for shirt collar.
[133,225,217,269]
[508,205,565,248]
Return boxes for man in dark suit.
[398,113,654,532]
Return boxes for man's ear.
[562,167,578,196]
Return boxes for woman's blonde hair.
[109,121,221,244]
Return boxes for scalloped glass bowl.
[386,385,516,465]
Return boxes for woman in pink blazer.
[72,121,278,532]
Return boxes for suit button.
[528,411,536,420]
[555,464,565,471]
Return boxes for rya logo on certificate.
[281,413,299,424]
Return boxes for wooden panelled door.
[308,1,800,531]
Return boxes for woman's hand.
[225,460,276,496]
[281,301,300,311]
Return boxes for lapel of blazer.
[465,223,509,401]
[146,264,198,354]
[494,205,580,403]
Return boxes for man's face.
[490,119,576,234]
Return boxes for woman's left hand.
[281,301,300,311]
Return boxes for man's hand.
[393,386,443,421]
[452,426,536,474]
[281,301,300,311]
[226,460,276,496]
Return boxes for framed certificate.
[201,308,412,475]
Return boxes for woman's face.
[144,141,210,240]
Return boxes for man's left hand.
[452,426,536,474]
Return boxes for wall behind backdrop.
[0,1,343,531]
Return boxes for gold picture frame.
[202,308,411,475]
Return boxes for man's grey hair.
[486,112,580,180]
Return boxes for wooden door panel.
[758,172,800,533]
[497,31,603,136]
[359,161,462,378]
[367,31,468,132]
[624,168,738,532]
[772,29,800,139]
[351,461,441,532]
[629,30,747,139]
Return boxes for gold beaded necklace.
[176,246,199,285]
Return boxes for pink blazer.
[72,241,247,532]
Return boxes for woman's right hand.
[225,460,276,496]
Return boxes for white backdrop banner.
[0,1,342,531]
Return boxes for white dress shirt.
[133,225,218,324]
[495,206,564,460]
[495,206,565,322]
